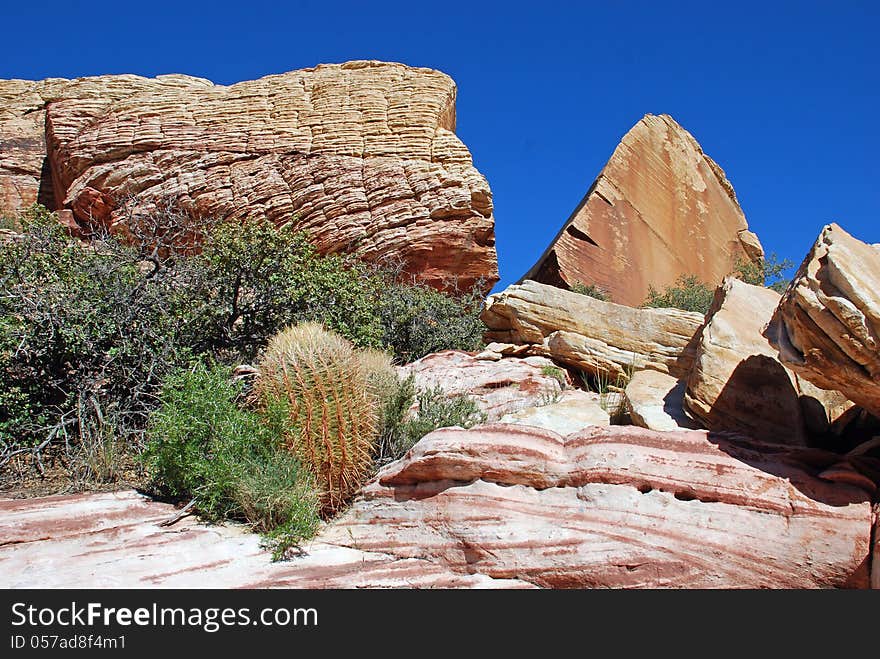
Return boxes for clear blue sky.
[3,1,877,292]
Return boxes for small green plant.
[541,364,568,389]
[580,355,635,425]
[254,323,395,515]
[570,281,610,301]
[142,362,321,558]
[643,274,715,314]
[376,382,486,464]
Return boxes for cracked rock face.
[770,223,880,418]
[1,61,498,292]
[522,113,763,307]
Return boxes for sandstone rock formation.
[522,113,763,306]
[306,424,875,588]
[1,61,498,291]
[624,370,698,432]
[481,279,704,378]
[874,506,880,589]
[4,425,874,588]
[0,490,532,588]
[685,277,852,446]
[770,223,880,418]
[498,389,610,433]
[398,350,566,421]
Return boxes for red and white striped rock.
[0,491,531,588]
[2,426,873,588]
[323,424,873,588]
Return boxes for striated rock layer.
[1,61,498,291]
[770,223,880,418]
[481,279,705,379]
[523,113,763,306]
[398,350,566,421]
[322,424,873,588]
[2,425,873,588]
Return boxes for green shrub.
[0,206,195,477]
[375,278,487,365]
[541,364,568,389]
[570,282,610,302]
[643,275,715,315]
[185,221,386,361]
[254,323,395,515]
[377,383,486,464]
[0,204,490,487]
[733,253,793,293]
[142,362,320,559]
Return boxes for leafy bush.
[643,274,715,315]
[0,206,196,479]
[570,281,610,302]
[1,205,489,485]
[185,220,386,361]
[254,323,395,515]
[142,362,320,558]
[375,278,487,365]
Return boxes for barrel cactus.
[254,323,395,515]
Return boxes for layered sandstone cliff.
[522,113,763,306]
[0,61,498,291]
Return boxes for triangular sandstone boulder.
[523,113,763,306]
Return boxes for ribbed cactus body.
[255,323,393,514]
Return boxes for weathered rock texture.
[498,389,610,433]
[624,369,699,432]
[0,490,531,588]
[398,350,566,421]
[522,113,763,306]
[770,224,880,418]
[3,425,873,588]
[324,424,873,588]
[482,279,705,378]
[1,61,498,291]
[686,278,821,445]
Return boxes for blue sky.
[3,1,877,291]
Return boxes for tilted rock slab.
[770,223,880,418]
[481,279,705,379]
[686,277,851,446]
[522,113,763,307]
[1,61,498,291]
[624,369,699,432]
[319,424,873,588]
